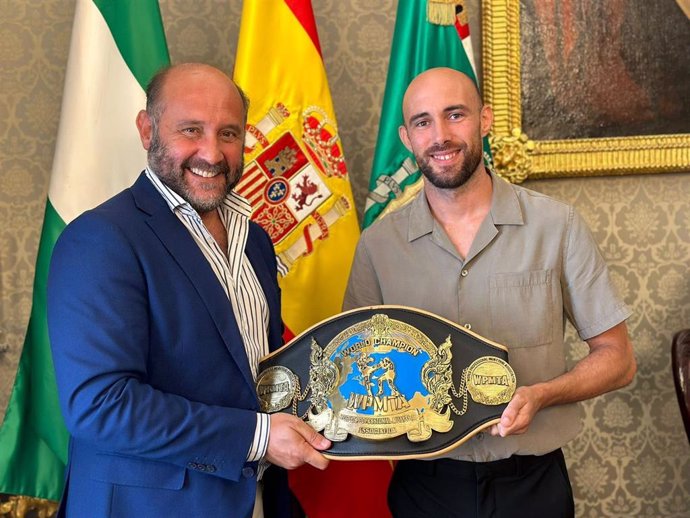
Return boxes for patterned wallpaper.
[1,1,688,516]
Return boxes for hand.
[489,385,544,437]
[265,413,331,470]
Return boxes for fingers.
[495,387,537,437]
[297,419,331,451]
[303,444,330,470]
[297,420,331,470]
[266,413,331,470]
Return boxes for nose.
[432,120,452,145]
[197,134,224,165]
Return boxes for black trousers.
[388,449,574,518]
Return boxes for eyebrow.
[407,104,469,125]
[176,120,243,133]
[176,119,204,126]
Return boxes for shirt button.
[242,467,255,478]
[464,323,472,330]
[460,269,469,277]
[476,432,483,441]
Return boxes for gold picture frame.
[481,0,690,183]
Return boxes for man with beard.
[343,67,636,517]
[47,63,330,518]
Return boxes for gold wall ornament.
[0,495,57,518]
[256,306,517,459]
[482,0,690,180]
[490,128,536,184]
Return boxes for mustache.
[181,157,230,176]
[425,142,467,155]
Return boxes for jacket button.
[242,466,255,478]
[207,465,217,473]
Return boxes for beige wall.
[1,1,689,516]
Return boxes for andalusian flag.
[363,0,492,227]
[234,2,391,517]
[0,0,169,500]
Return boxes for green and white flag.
[363,0,492,228]
[0,0,169,501]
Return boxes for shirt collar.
[489,170,524,225]
[407,170,524,242]
[145,167,252,220]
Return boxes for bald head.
[145,63,249,127]
[402,67,483,128]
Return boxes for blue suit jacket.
[48,173,289,518]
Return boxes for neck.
[425,168,492,221]
[424,168,493,259]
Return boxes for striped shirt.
[146,169,270,464]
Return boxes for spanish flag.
[234,1,391,516]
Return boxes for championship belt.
[256,306,516,459]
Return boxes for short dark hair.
[145,65,172,128]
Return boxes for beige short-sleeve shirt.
[343,172,631,462]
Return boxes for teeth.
[432,152,456,161]
[190,167,219,178]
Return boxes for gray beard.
[147,129,242,213]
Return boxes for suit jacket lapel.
[130,173,257,393]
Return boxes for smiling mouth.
[427,147,465,162]
[189,167,221,178]
[429,151,460,161]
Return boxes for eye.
[220,129,240,142]
[414,119,430,128]
[181,127,200,136]
[448,112,463,120]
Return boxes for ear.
[136,110,153,150]
[398,124,413,152]
[479,105,494,138]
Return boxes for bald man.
[48,63,329,518]
[344,67,636,518]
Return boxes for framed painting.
[481,0,690,182]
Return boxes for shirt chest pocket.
[489,269,553,348]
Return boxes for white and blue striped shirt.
[146,168,271,464]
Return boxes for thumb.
[497,402,518,435]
